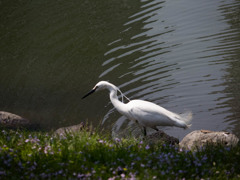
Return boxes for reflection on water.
[0,0,240,139]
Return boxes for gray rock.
[145,130,179,145]
[0,111,30,129]
[179,130,239,151]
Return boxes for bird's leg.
[143,127,147,136]
[134,120,147,136]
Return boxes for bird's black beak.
[82,88,96,99]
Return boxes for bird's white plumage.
[126,100,185,128]
[82,81,192,135]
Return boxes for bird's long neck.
[108,84,126,114]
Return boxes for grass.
[0,128,239,179]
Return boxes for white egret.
[82,81,192,136]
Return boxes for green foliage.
[0,129,239,179]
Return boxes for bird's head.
[82,81,111,99]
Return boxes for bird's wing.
[127,100,179,127]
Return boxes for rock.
[0,111,30,129]
[54,122,86,136]
[145,130,179,145]
[179,130,239,151]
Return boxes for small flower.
[77,173,84,178]
[44,145,52,154]
[58,163,65,166]
[18,162,23,168]
[40,173,47,178]
[129,172,136,179]
[145,145,150,150]
[225,147,231,151]
[0,171,6,175]
[179,170,183,173]
[116,166,123,174]
[135,156,141,161]
[114,138,121,143]
[121,173,125,178]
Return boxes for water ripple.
[99,0,240,138]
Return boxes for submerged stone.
[145,130,179,145]
[54,122,86,136]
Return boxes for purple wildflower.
[145,145,150,150]
[121,173,125,178]
[114,138,121,143]
[0,171,6,175]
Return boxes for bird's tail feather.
[179,111,192,128]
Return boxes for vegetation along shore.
[0,127,239,179]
